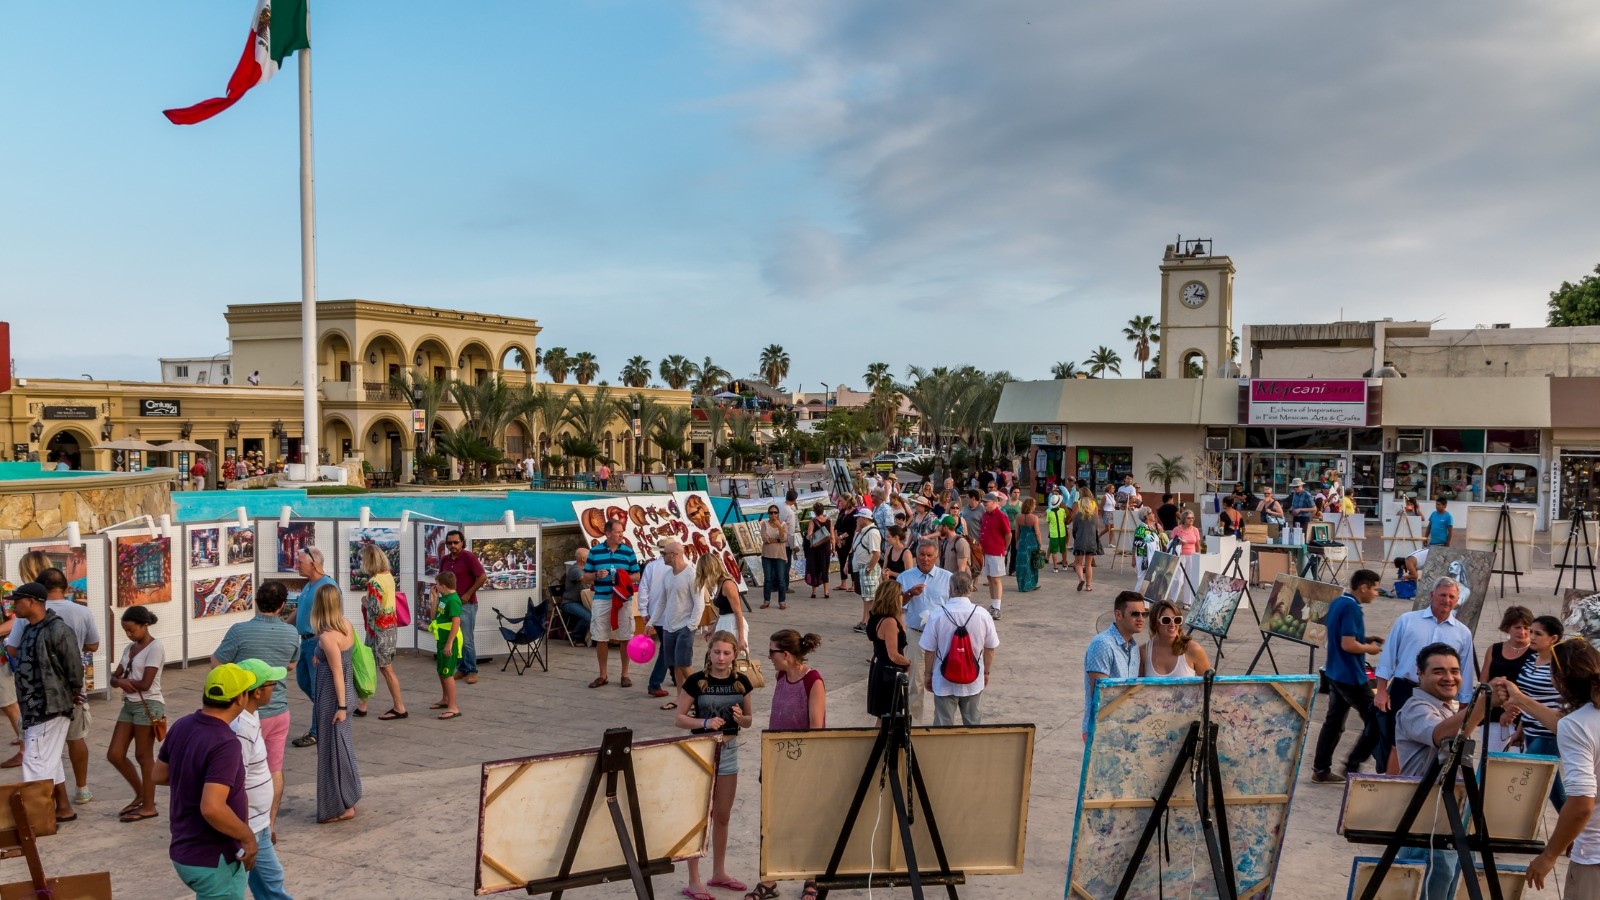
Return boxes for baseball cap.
[856,507,875,518]
[983,491,1004,502]
[204,663,256,702]
[939,515,958,528]
[5,583,47,603]
[235,658,288,688]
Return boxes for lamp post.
[412,383,424,483]
[631,398,642,474]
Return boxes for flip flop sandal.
[378,709,408,720]
[681,889,713,900]
[119,810,158,823]
[352,708,368,717]
[708,878,748,892]
[660,702,678,710]
[619,677,634,688]
[588,677,609,689]
[429,702,449,710]
[55,814,77,823]
[437,711,463,720]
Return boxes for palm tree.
[1050,361,1079,379]
[692,358,731,396]
[652,406,694,470]
[450,377,522,446]
[435,428,506,484]
[619,355,652,388]
[863,362,891,390]
[865,379,900,436]
[757,344,790,388]
[897,366,962,456]
[386,368,451,458]
[626,394,666,470]
[571,351,600,385]
[658,354,698,391]
[1084,346,1123,378]
[1146,453,1191,494]
[542,347,572,383]
[514,384,573,465]
[1122,315,1159,378]
[696,397,729,466]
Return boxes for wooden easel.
[0,780,112,899]
[1382,512,1424,561]
[1109,506,1139,572]
[1331,512,1365,577]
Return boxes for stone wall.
[0,470,177,540]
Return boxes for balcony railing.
[363,381,404,402]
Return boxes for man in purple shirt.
[437,530,488,683]
[155,663,258,897]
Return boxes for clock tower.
[1158,239,1235,379]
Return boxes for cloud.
[697,0,1600,377]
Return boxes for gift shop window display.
[1560,452,1600,519]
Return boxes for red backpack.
[939,608,982,685]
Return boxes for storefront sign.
[1247,379,1367,427]
[138,399,181,417]
[1030,428,1062,446]
[42,405,96,420]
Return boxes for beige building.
[3,299,693,482]
[225,299,691,478]
[997,242,1600,530]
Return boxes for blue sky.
[4,1,1598,389]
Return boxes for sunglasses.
[1159,615,1184,626]
[767,648,785,657]
[446,541,463,547]
[1124,610,1148,618]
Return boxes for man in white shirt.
[850,508,883,634]
[918,572,1000,726]
[780,490,801,580]
[1527,640,1600,894]
[646,541,701,699]
[637,544,672,699]
[896,540,953,723]
[3,568,100,801]
[520,456,536,482]
[231,659,292,900]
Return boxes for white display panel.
[2,537,114,698]
[463,522,543,656]
[335,521,413,651]
[255,518,340,628]
[183,522,260,662]
[103,526,186,671]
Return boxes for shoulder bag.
[137,689,167,742]
[734,649,766,690]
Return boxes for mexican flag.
[164,0,310,125]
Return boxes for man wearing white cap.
[978,492,1013,620]
[850,507,882,633]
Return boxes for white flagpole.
[297,47,319,478]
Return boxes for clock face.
[1181,281,1208,308]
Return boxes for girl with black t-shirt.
[675,631,754,899]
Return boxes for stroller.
[493,599,549,675]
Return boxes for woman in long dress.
[311,584,362,824]
[1014,498,1043,593]
[803,503,834,599]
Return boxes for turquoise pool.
[0,462,102,480]
[173,489,739,525]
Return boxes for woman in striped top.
[1507,615,1566,810]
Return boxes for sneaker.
[465,674,479,685]
[292,733,317,748]
[74,789,92,805]
[990,608,1002,621]
[852,622,867,634]
[1310,770,1344,785]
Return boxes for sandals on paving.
[708,878,748,892]
[661,701,678,710]
[588,677,608,689]
[760,602,770,609]
[682,889,713,900]
[120,810,158,823]
[430,702,449,710]
[778,603,786,610]
[291,733,317,748]
[378,709,408,720]
[744,884,780,900]
[802,880,818,899]
[437,711,463,720]
[352,708,368,717]
[619,677,634,688]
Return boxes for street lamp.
[412,383,425,482]
[631,398,642,474]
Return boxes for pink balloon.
[626,634,656,664]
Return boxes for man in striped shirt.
[583,520,641,689]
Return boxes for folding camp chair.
[546,581,584,647]
[493,599,548,675]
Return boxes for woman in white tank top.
[1142,599,1210,677]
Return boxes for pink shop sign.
[1248,379,1367,427]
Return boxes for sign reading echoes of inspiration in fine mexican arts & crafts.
[1247,379,1367,427]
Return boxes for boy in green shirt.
[430,572,463,720]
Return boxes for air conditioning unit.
[1397,436,1424,453]
[1204,436,1229,451]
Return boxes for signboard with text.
[1247,379,1367,427]
[139,399,181,417]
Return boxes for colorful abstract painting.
[1068,675,1316,899]
[193,574,255,619]
[348,527,402,592]
[115,535,172,607]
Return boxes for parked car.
[913,447,936,460]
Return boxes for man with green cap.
[936,516,970,576]
[231,659,291,900]
[155,663,257,898]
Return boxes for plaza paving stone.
[0,538,1575,897]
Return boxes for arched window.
[1485,462,1538,505]
[1429,461,1483,502]
[1180,350,1207,378]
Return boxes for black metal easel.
[524,728,671,899]
[1113,670,1238,900]
[1554,505,1598,597]
[1488,504,1522,598]
[1344,685,1540,900]
[814,674,963,900]
[1188,547,1256,670]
